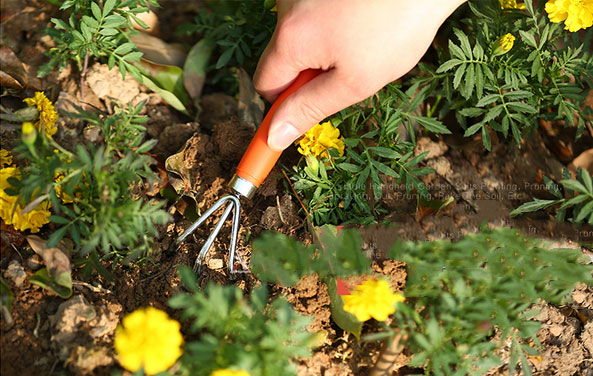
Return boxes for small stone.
[4,260,27,287]
[549,325,564,337]
[208,258,224,270]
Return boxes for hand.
[254,0,467,151]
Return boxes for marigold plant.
[114,307,183,375]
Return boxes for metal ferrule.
[229,174,257,200]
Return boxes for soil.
[1,1,593,376]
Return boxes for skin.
[254,0,468,151]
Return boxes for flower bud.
[21,122,37,146]
[492,33,516,56]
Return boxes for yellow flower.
[54,173,74,204]
[0,166,51,232]
[499,0,526,9]
[0,150,12,168]
[492,33,516,56]
[24,201,51,233]
[296,121,344,159]
[23,92,58,136]
[114,307,183,375]
[342,278,404,322]
[545,0,593,32]
[211,370,251,376]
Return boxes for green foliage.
[11,101,170,274]
[511,167,593,224]
[251,226,371,286]
[169,266,315,376]
[249,227,592,375]
[389,227,592,375]
[177,0,276,76]
[429,0,592,149]
[39,0,159,80]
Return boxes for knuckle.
[298,100,327,128]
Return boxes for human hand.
[254,0,467,151]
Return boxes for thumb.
[267,69,367,151]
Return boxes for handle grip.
[235,69,321,187]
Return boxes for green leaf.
[476,94,500,107]
[579,168,593,193]
[113,42,135,55]
[464,122,483,137]
[177,265,199,292]
[414,116,451,134]
[29,268,72,298]
[183,39,214,102]
[102,0,116,17]
[51,18,69,30]
[560,179,589,195]
[510,199,560,217]
[519,30,537,48]
[368,146,401,159]
[575,200,593,223]
[559,194,589,209]
[215,48,234,69]
[482,125,492,151]
[326,278,362,340]
[436,59,463,73]
[140,74,189,116]
[454,28,473,59]
[91,2,102,20]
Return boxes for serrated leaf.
[519,30,537,48]
[436,59,463,73]
[510,199,559,216]
[560,179,589,194]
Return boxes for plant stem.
[369,332,406,376]
[80,50,89,101]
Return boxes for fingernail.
[268,123,300,151]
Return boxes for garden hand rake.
[171,69,320,276]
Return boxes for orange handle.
[235,69,321,187]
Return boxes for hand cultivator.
[171,69,320,275]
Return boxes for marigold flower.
[492,33,516,56]
[23,92,58,136]
[211,369,251,376]
[342,278,404,322]
[114,307,183,375]
[0,166,51,233]
[54,173,74,204]
[296,121,345,159]
[499,0,526,9]
[545,0,593,32]
[0,150,12,168]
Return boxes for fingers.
[267,69,370,151]
[253,34,302,103]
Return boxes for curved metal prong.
[174,195,234,247]
[193,200,234,274]
[227,195,242,276]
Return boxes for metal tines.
[170,175,256,276]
